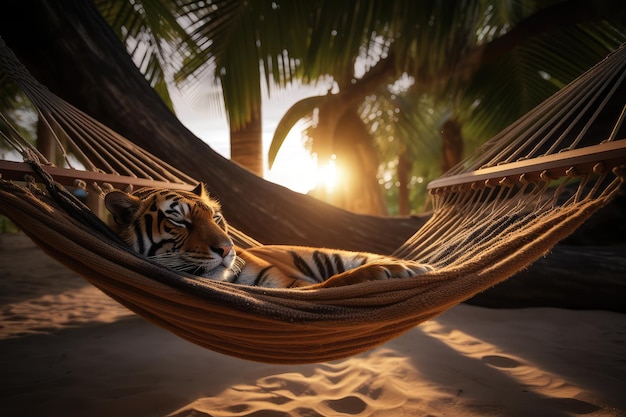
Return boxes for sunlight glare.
[318,155,338,194]
[265,123,318,194]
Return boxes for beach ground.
[1,233,625,417]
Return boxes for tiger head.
[104,184,238,279]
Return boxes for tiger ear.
[104,191,141,225]
[192,183,207,198]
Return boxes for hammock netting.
[1,38,625,364]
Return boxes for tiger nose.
[211,244,232,258]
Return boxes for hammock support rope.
[1,39,625,364]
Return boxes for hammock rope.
[1,38,625,364]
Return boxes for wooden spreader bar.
[0,160,194,191]
[428,139,626,190]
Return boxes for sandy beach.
[1,232,625,417]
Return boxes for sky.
[170,83,329,194]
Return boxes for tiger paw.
[320,261,433,288]
[377,261,434,279]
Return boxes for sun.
[316,155,337,194]
[265,122,344,195]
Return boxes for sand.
[1,232,625,417]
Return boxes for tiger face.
[104,184,239,280]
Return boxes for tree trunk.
[311,109,387,215]
[230,106,263,176]
[0,0,427,253]
[336,111,387,215]
[440,119,463,173]
[397,154,410,216]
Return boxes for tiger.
[104,184,433,288]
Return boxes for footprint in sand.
[324,396,368,414]
[481,355,522,369]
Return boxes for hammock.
[1,38,624,364]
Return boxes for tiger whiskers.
[231,256,245,277]
[220,255,245,283]
[147,252,214,276]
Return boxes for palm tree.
[77,1,626,215]
[269,1,626,213]
[1,0,624,248]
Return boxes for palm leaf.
[268,95,330,168]
[95,0,201,109]
[460,23,626,151]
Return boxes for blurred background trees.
[95,0,626,215]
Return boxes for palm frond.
[268,94,331,168]
[95,0,201,109]
[460,22,626,152]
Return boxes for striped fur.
[105,185,433,288]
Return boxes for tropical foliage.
[95,1,626,214]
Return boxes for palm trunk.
[440,119,463,174]
[230,106,263,176]
[397,154,410,216]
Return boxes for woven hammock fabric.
[1,40,625,363]
[0,167,618,363]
